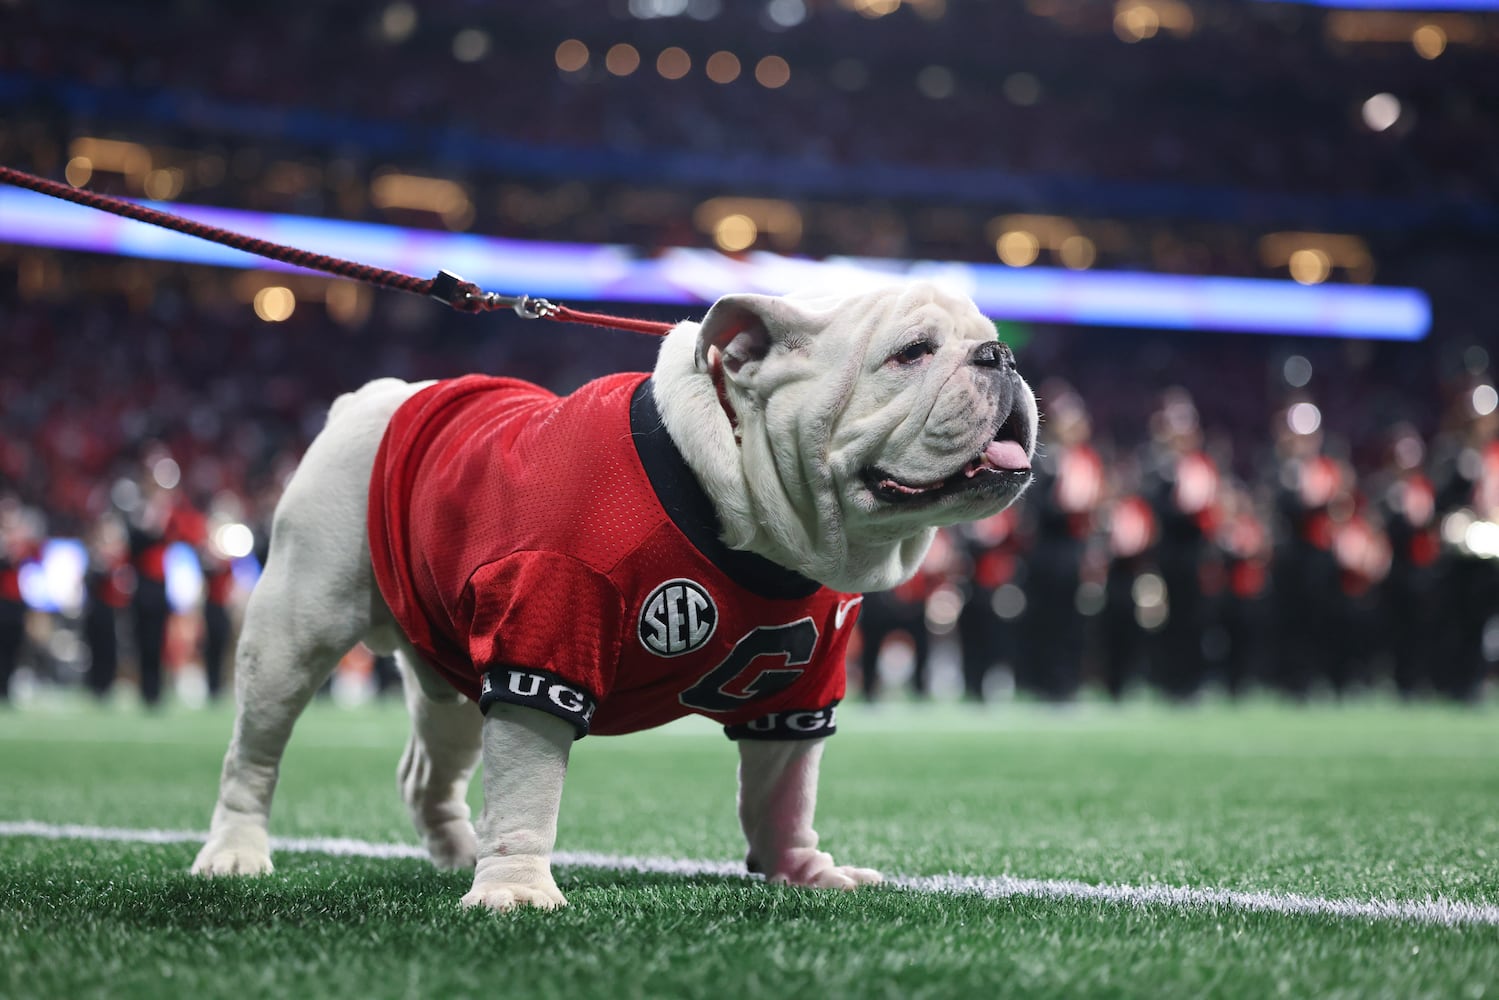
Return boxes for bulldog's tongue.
[981,439,1030,472]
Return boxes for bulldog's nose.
[971,340,1012,370]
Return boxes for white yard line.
[2,819,1495,928]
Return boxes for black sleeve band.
[479,666,599,740]
[724,702,839,741]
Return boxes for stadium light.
[0,186,1431,340]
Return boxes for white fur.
[191,282,1037,911]
[656,281,1036,592]
[738,739,882,889]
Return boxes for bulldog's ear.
[693,294,818,375]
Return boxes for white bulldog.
[191,280,1038,910]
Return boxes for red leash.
[0,165,676,336]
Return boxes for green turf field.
[1,697,1496,999]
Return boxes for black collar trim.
[631,378,822,601]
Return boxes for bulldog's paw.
[460,880,567,912]
[761,847,884,891]
[420,818,478,871]
[778,864,884,890]
[460,854,566,912]
[190,826,273,877]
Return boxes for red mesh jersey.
[367,373,857,740]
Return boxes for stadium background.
[2,0,1496,706]
[1,2,1498,997]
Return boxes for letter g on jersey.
[639,578,718,657]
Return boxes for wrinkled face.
[677,280,1041,591]
[818,285,1038,538]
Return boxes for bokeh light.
[606,44,641,76]
[1361,93,1401,132]
[1287,401,1323,436]
[658,47,692,80]
[997,230,1040,267]
[705,51,741,84]
[1283,355,1313,388]
[1289,248,1331,285]
[452,28,490,63]
[253,286,296,322]
[755,55,791,88]
[555,39,590,73]
[713,214,758,251]
[1412,24,1446,59]
[1059,234,1097,270]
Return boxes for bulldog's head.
[654,281,1038,593]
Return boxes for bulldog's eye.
[888,340,935,366]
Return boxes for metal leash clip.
[428,269,557,318]
[508,293,558,320]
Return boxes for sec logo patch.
[639,578,717,657]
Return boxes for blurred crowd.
[2,0,1496,707]
[6,0,1494,200]
[3,0,1495,269]
[859,377,1499,705]
[0,269,661,707]
[1,273,1495,707]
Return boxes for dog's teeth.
[882,477,930,495]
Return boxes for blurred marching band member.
[1267,395,1355,697]
[124,463,207,708]
[83,513,132,700]
[1372,424,1443,697]
[1016,382,1102,700]
[1210,482,1271,697]
[124,489,173,709]
[199,539,235,702]
[0,497,43,704]
[857,529,956,701]
[1328,487,1392,694]
[1430,379,1499,701]
[1144,388,1221,700]
[955,507,1023,702]
[1100,469,1157,700]
[1270,451,1340,696]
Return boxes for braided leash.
[0,165,676,336]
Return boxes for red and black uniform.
[1432,438,1499,700]
[857,530,950,701]
[1019,442,1102,699]
[1377,471,1441,696]
[1269,455,1342,696]
[201,554,236,700]
[1148,448,1221,699]
[1329,501,1390,692]
[368,374,856,740]
[1102,494,1157,700]
[84,542,132,699]
[0,536,41,703]
[956,508,1022,701]
[1215,505,1269,697]
[128,502,203,706]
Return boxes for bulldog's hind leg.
[395,649,482,870]
[192,378,429,877]
[190,553,363,875]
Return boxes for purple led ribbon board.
[1252,0,1499,8]
[0,187,1430,340]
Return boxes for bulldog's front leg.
[737,738,883,890]
[460,704,574,911]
